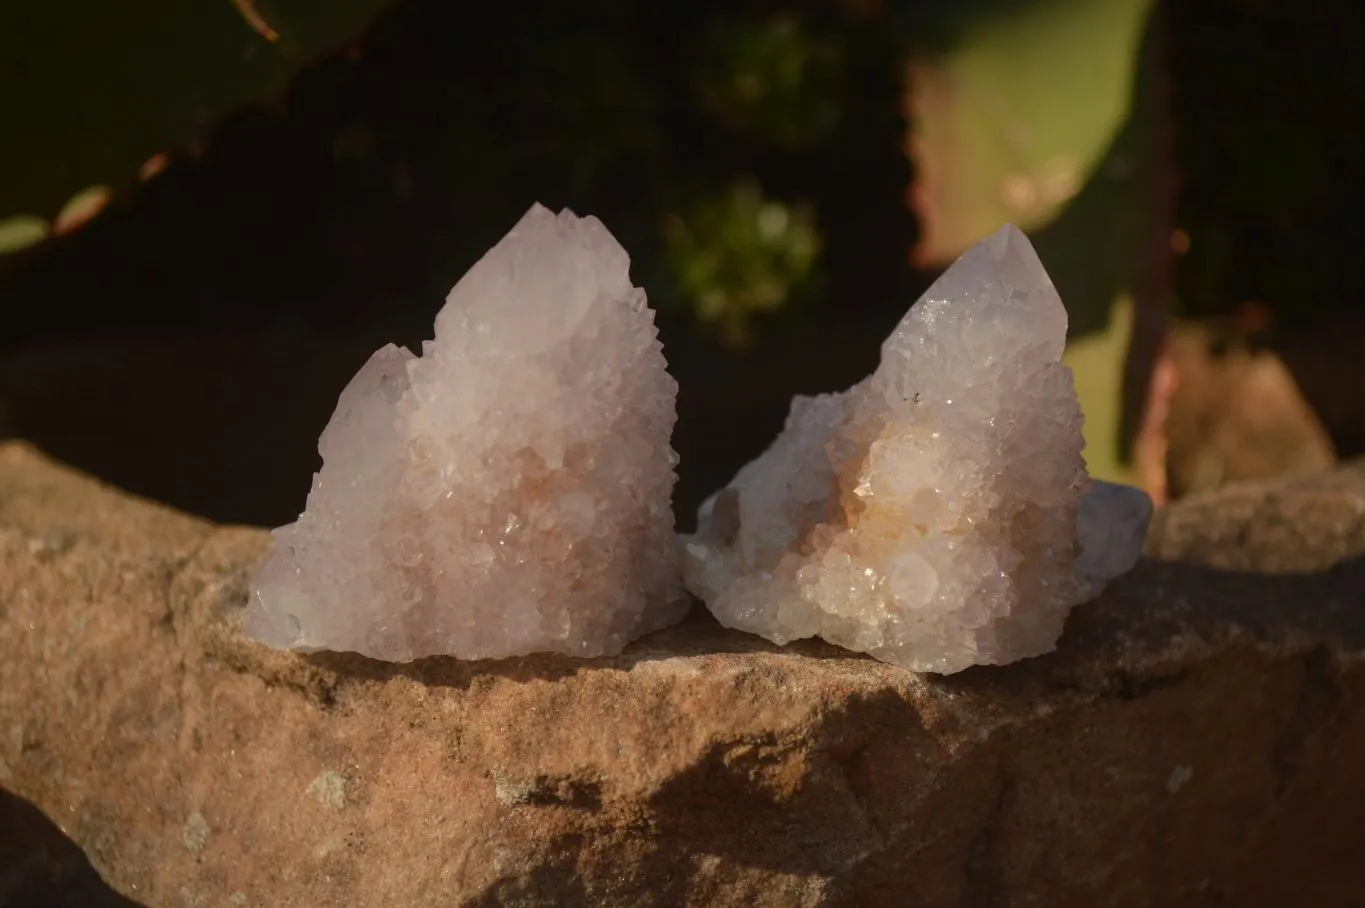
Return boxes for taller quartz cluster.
[683,225,1152,674]
[247,204,687,661]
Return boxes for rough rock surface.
[1161,323,1337,501]
[248,203,685,663]
[3,441,1365,907]
[684,225,1151,673]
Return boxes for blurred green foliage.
[0,217,49,255]
[1064,296,1141,485]
[2,0,1165,378]
[692,15,843,151]
[904,0,1161,472]
[0,0,396,226]
[673,0,1160,353]
[664,180,821,348]
[906,0,1153,265]
[663,12,849,345]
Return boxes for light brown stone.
[2,441,1365,907]
[1163,326,1337,500]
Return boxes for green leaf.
[907,0,1168,469]
[1064,295,1139,485]
[0,216,50,254]
[0,0,397,219]
[907,0,1153,264]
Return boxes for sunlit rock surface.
[683,225,1153,674]
[6,442,1365,906]
[247,204,686,661]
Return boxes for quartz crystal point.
[682,224,1153,674]
[247,204,687,661]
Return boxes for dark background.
[0,0,1362,530]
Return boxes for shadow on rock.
[641,684,937,874]
[463,835,593,908]
[920,550,1365,712]
[301,601,874,692]
[466,687,948,906]
[0,788,143,908]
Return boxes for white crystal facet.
[248,204,687,661]
[682,224,1153,674]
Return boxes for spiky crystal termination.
[682,225,1153,674]
[247,204,688,661]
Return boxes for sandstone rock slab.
[2,442,1365,906]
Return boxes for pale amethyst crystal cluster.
[247,205,687,661]
[681,226,1152,673]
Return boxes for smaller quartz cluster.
[682,225,1152,673]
